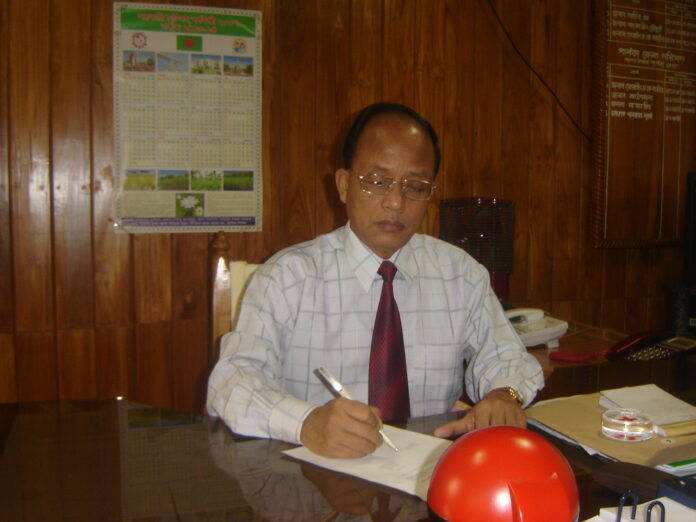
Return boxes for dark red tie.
[369,261,410,421]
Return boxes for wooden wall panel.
[278,0,318,248]
[133,235,172,324]
[246,0,278,263]
[9,0,54,332]
[550,0,587,305]
[95,326,135,400]
[171,234,209,411]
[551,121,582,302]
[135,323,173,409]
[52,0,95,329]
[92,0,134,328]
[315,0,350,234]
[414,0,445,236]
[0,0,12,334]
[57,329,97,400]
[499,2,532,304]
[16,332,57,401]
[348,0,383,112]
[383,1,416,105]
[172,234,208,321]
[577,159,606,325]
[526,0,557,308]
[0,0,688,412]
[172,318,208,412]
[442,0,475,198]
[473,6,504,197]
[0,334,17,402]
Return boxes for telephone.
[505,308,569,348]
[605,332,696,362]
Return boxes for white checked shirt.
[207,225,544,444]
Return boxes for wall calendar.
[113,3,262,233]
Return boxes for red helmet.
[428,426,579,522]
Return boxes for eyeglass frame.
[351,171,437,201]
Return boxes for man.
[207,102,544,458]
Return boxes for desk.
[528,325,688,401]
[0,399,619,521]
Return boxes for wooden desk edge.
[528,322,627,377]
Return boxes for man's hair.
[342,102,441,177]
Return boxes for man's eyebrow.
[367,166,431,179]
[404,170,433,181]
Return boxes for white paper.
[600,384,696,426]
[592,496,695,522]
[282,425,451,501]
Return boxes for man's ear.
[335,168,349,204]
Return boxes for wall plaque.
[592,0,696,247]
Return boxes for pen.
[313,367,399,452]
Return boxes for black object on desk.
[657,473,696,510]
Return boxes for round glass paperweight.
[601,409,653,442]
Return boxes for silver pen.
[313,367,399,451]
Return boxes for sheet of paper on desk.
[600,384,696,426]
[282,425,451,501]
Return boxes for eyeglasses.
[353,172,436,201]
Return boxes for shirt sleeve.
[206,265,315,444]
[462,272,544,407]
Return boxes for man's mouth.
[376,220,405,232]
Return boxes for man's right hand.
[300,398,384,458]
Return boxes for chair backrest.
[229,260,260,328]
[210,233,260,359]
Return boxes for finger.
[368,405,384,429]
[489,404,508,426]
[302,402,381,458]
[321,422,380,457]
[331,400,382,440]
[433,414,475,438]
[335,398,380,424]
[331,436,379,458]
[471,404,494,429]
[511,407,527,428]
[492,399,526,427]
[332,400,383,448]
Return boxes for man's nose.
[381,181,405,210]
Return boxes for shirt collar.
[344,223,417,292]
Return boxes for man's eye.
[366,175,388,186]
[404,182,427,193]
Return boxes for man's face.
[335,113,435,259]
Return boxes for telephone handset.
[506,308,544,325]
[605,332,696,362]
[505,308,568,348]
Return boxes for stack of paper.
[656,457,696,476]
[599,384,696,437]
[527,392,696,467]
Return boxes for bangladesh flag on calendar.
[177,35,202,52]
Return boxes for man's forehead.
[353,114,435,172]
[362,112,422,133]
